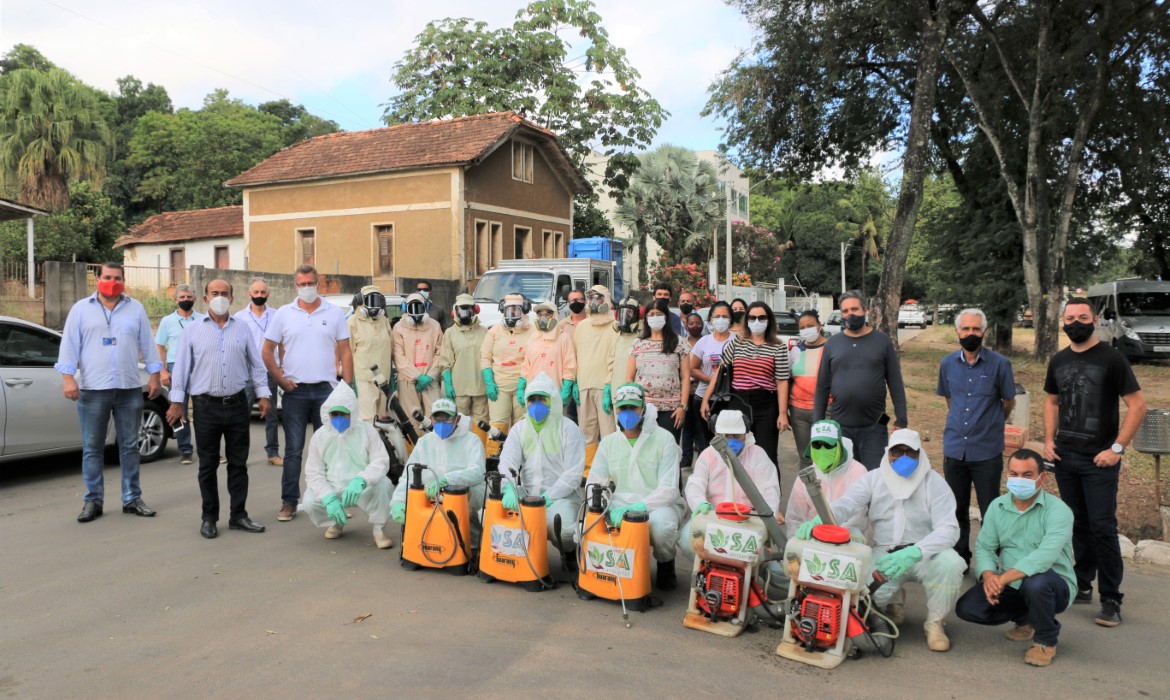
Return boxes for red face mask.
[97,279,125,298]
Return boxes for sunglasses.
[810,440,836,450]
[747,314,769,322]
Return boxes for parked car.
[322,292,407,321]
[824,309,842,336]
[898,304,927,329]
[773,310,801,348]
[0,316,171,464]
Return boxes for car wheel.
[139,402,169,463]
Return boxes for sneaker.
[656,561,678,591]
[1024,643,1056,667]
[373,528,393,549]
[1006,624,1034,641]
[924,621,951,652]
[267,456,283,466]
[1095,598,1121,627]
[277,504,296,522]
[1074,587,1093,604]
[180,453,193,465]
[325,524,344,539]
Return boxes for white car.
[824,310,842,336]
[898,305,927,329]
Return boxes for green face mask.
[811,443,842,473]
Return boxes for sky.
[1,0,757,152]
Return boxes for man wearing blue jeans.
[235,278,282,465]
[55,262,163,522]
[937,308,1016,567]
[263,265,353,522]
[156,284,204,462]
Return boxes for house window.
[512,141,534,183]
[374,224,393,276]
[514,226,532,260]
[542,229,553,258]
[490,222,502,267]
[475,220,490,276]
[298,229,315,267]
[214,245,229,269]
[553,231,565,258]
[169,248,185,285]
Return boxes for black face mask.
[680,303,694,316]
[732,310,745,324]
[177,300,195,312]
[959,333,983,351]
[568,301,586,314]
[1063,321,1095,344]
[250,296,267,306]
[843,313,866,331]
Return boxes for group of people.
[57,264,1145,668]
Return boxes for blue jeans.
[244,372,281,458]
[280,382,331,505]
[841,422,889,471]
[78,388,144,505]
[166,362,193,455]
[956,569,1071,646]
[1053,450,1123,601]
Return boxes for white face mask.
[208,296,230,316]
[417,290,430,300]
[799,327,821,343]
[297,286,319,304]
[748,319,768,335]
[646,315,667,331]
[711,317,731,333]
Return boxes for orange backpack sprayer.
[477,470,555,591]
[400,464,475,575]
[575,483,655,623]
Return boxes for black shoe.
[122,498,157,517]
[656,561,678,591]
[200,521,218,539]
[228,517,266,533]
[563,547,578,574]
[77,501,103,523]
[1096,598,1122,627]
[1074,587,1093,604]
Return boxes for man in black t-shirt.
[1043,298,1145,628]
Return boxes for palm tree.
[0,68,112,211]
[615,145,723,287]
[835,173,890,296]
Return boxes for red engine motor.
[794,590,844,649]
[694,563,744,621]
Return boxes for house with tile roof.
[224,111,590,305]
[114,205,243,284]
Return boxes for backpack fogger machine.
[575,482,655,625]
[400,464,474,575]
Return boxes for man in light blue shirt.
[169,279,271,539]
[155,283,204,462]
[55,262,163,523]
[234,277,281,465]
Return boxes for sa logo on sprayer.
[585,543,636,579]
[798,550,862,590]
[703,524,762,563]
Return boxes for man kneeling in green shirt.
[956,448,1075,667]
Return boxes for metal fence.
[81,263,188,294]
[0,260,44,299]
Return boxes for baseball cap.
[430,398,457,417]
[613,383,645,409]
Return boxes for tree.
[834,172,891,298]
[730,221,792,286]
[571,196,614,238]
[0,44,56,74]
[383,0,666,198]
[101,75,174,223]
[614,145,723,287]
[259,99,339,148]
[0,181,124,262]
[0,68,113,211]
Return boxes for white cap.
[430,398,457,417]
[714,409,747,435]
[887,428,922,451]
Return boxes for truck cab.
[473,258,618,327]
[1088,279,1170,361]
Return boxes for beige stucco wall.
[465,138,572,220]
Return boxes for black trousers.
[740,388,780,469]
[943,455,1004,563]
[192,392,251,522]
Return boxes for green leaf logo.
[709,529,728,548]
[588,546,602,562]
[807,553,826,576]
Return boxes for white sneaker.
[325,524,344,539]
[925,620,951,652]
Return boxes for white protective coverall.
[580,404,684,562]
[394,413,487,538]
[299,382,395,527]
[785,437,869,538]
[828,446,964,623]
[681,433,780,557]
[497,372,585,553]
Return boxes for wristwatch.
[1111,443,1125,455]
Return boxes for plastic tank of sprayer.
[784,527,874,595]
[689,505,769,570]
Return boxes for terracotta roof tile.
[224,111,588,193]
[114,205,242,248]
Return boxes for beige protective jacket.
[438,319,488,395]
[479,320,533,391]
[392,316,443,383]
[347,311,393,383]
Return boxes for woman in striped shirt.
[700,301,790,467]
[626,299,691,439]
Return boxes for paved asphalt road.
[3,418,1169,699]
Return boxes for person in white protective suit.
[682,408,780,553]
[580,382,684,590]
[794,428,964,652]
[390,397,487,540]
[298,382,396,548]
[785,419,868,538]
[497,372,585,565]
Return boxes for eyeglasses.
[888,446,919,459]
[747,314,769,322]
[294,281,316,288]
[431,414,456,424]
[417,287,430,292]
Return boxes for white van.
[472,258,616,327]
[1087,279,1170,361]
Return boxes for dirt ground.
[897,326,1169,541]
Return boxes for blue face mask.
[527,400,550,423]
[330,415,350,433]
[433,420,456,440]
[727,438,745,454]
[891,454,918,478]
[1006,476,1039,500]
[617,408,642,431]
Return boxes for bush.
[646,255,717,306]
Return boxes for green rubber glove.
[602,384,613,415]
[876,546,923,580]
[694,501,713,515]
[482,368,499,402]
[341,476,366,507]
[541,492,553,508]
[321,492,347,527]
[608,506,630,527]
[795,516,822,540]
[501,481,520,510]
[516,377,527,406]
[390,502,406,525]
[425,475,448,500]
[442,370,455,401]
[561,379,574,404]
[415,374,433,392]
[571,381,580,405]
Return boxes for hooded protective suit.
[394,411,487,537]
[522,303,577,387]
[480,296,533,428]
[785,436,868,538]
[572,285,619,443]
[298,382,395,527]
[347,286,393,421]
[498,372,585,553]
[827,430,964,622]
[392,293,443,430]
[580,403,683,562]
[437,294,489,426]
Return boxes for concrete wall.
[43,261,91,329]
[122,237,244,271]
[187,265,372,317]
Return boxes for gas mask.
[455,306,476,326]
[405,300,427,325]
[502,304,524,328]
